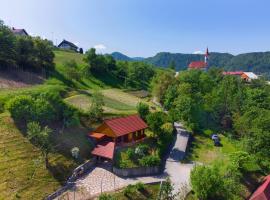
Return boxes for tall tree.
[27,122,52,168]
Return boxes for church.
[188,48,209,70]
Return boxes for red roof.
[188,61,206,69]
[250,175,270,200]
[91,141,115,159]
[89,132,106,140]
[223,71,244,75]
[105,115,148,137]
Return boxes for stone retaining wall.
[113,165,161,177]
[46,158,97,200]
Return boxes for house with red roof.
[89,115,148,160]
[249,175,270,200]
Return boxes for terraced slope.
[65,89,159,115]
[0,113,76,200]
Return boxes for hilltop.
[111,51,270,76]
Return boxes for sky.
[1,0,270,57]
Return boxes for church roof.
[188,61,206,69]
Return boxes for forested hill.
[111,51,270,75]
[110,52,144,61]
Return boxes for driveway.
[164,122,194,193]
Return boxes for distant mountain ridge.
[110,52,144,61]
[110,51,270,75]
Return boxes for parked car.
[211,134,219,140]
[213,138,221,146]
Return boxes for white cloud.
[94,44,107,50]
[193,50,204,54]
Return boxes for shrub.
[63,105,80,127]
[126,148,135,159]
[139,155,160,167]
[33,96,56,123]
[136,102,150,120]
[135,144,149,157]
[158,178,177,200]
[6,95,35,123]
[71,147,80,159]
[229,151,251,173]
[119,160,129,168]
[6,92,80,127]
[135,182,145,191]
[98,193,116,200]
[88,91,104,121]
[123,185,136,197]
[160,122,174,142]
[203,129,213,136]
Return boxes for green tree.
[146,112,166,137]
[191,164,242,200]
[88,91,104,121]
[151,71,175,103]
[84,48,107,74]
[0,20,16,68]
[27,122,52,168]
[136,102,150,120]
[33,37,54,71]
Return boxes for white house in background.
[241,72,258,82]
[11,27,29,36]
[58,39,78,52]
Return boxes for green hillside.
[0,113,78,199]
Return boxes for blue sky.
[1,0,270,57]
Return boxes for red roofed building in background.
[223,71,244,76]
[89,115,148,160]
[188,61,207,69]
[250,175,270,200]
[188,47,209,70]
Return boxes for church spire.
[205,47,209,65]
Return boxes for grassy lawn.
[185,133,239,165]
[106,183,160,200]
[0,113,79,200]
[54,50,86,67]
